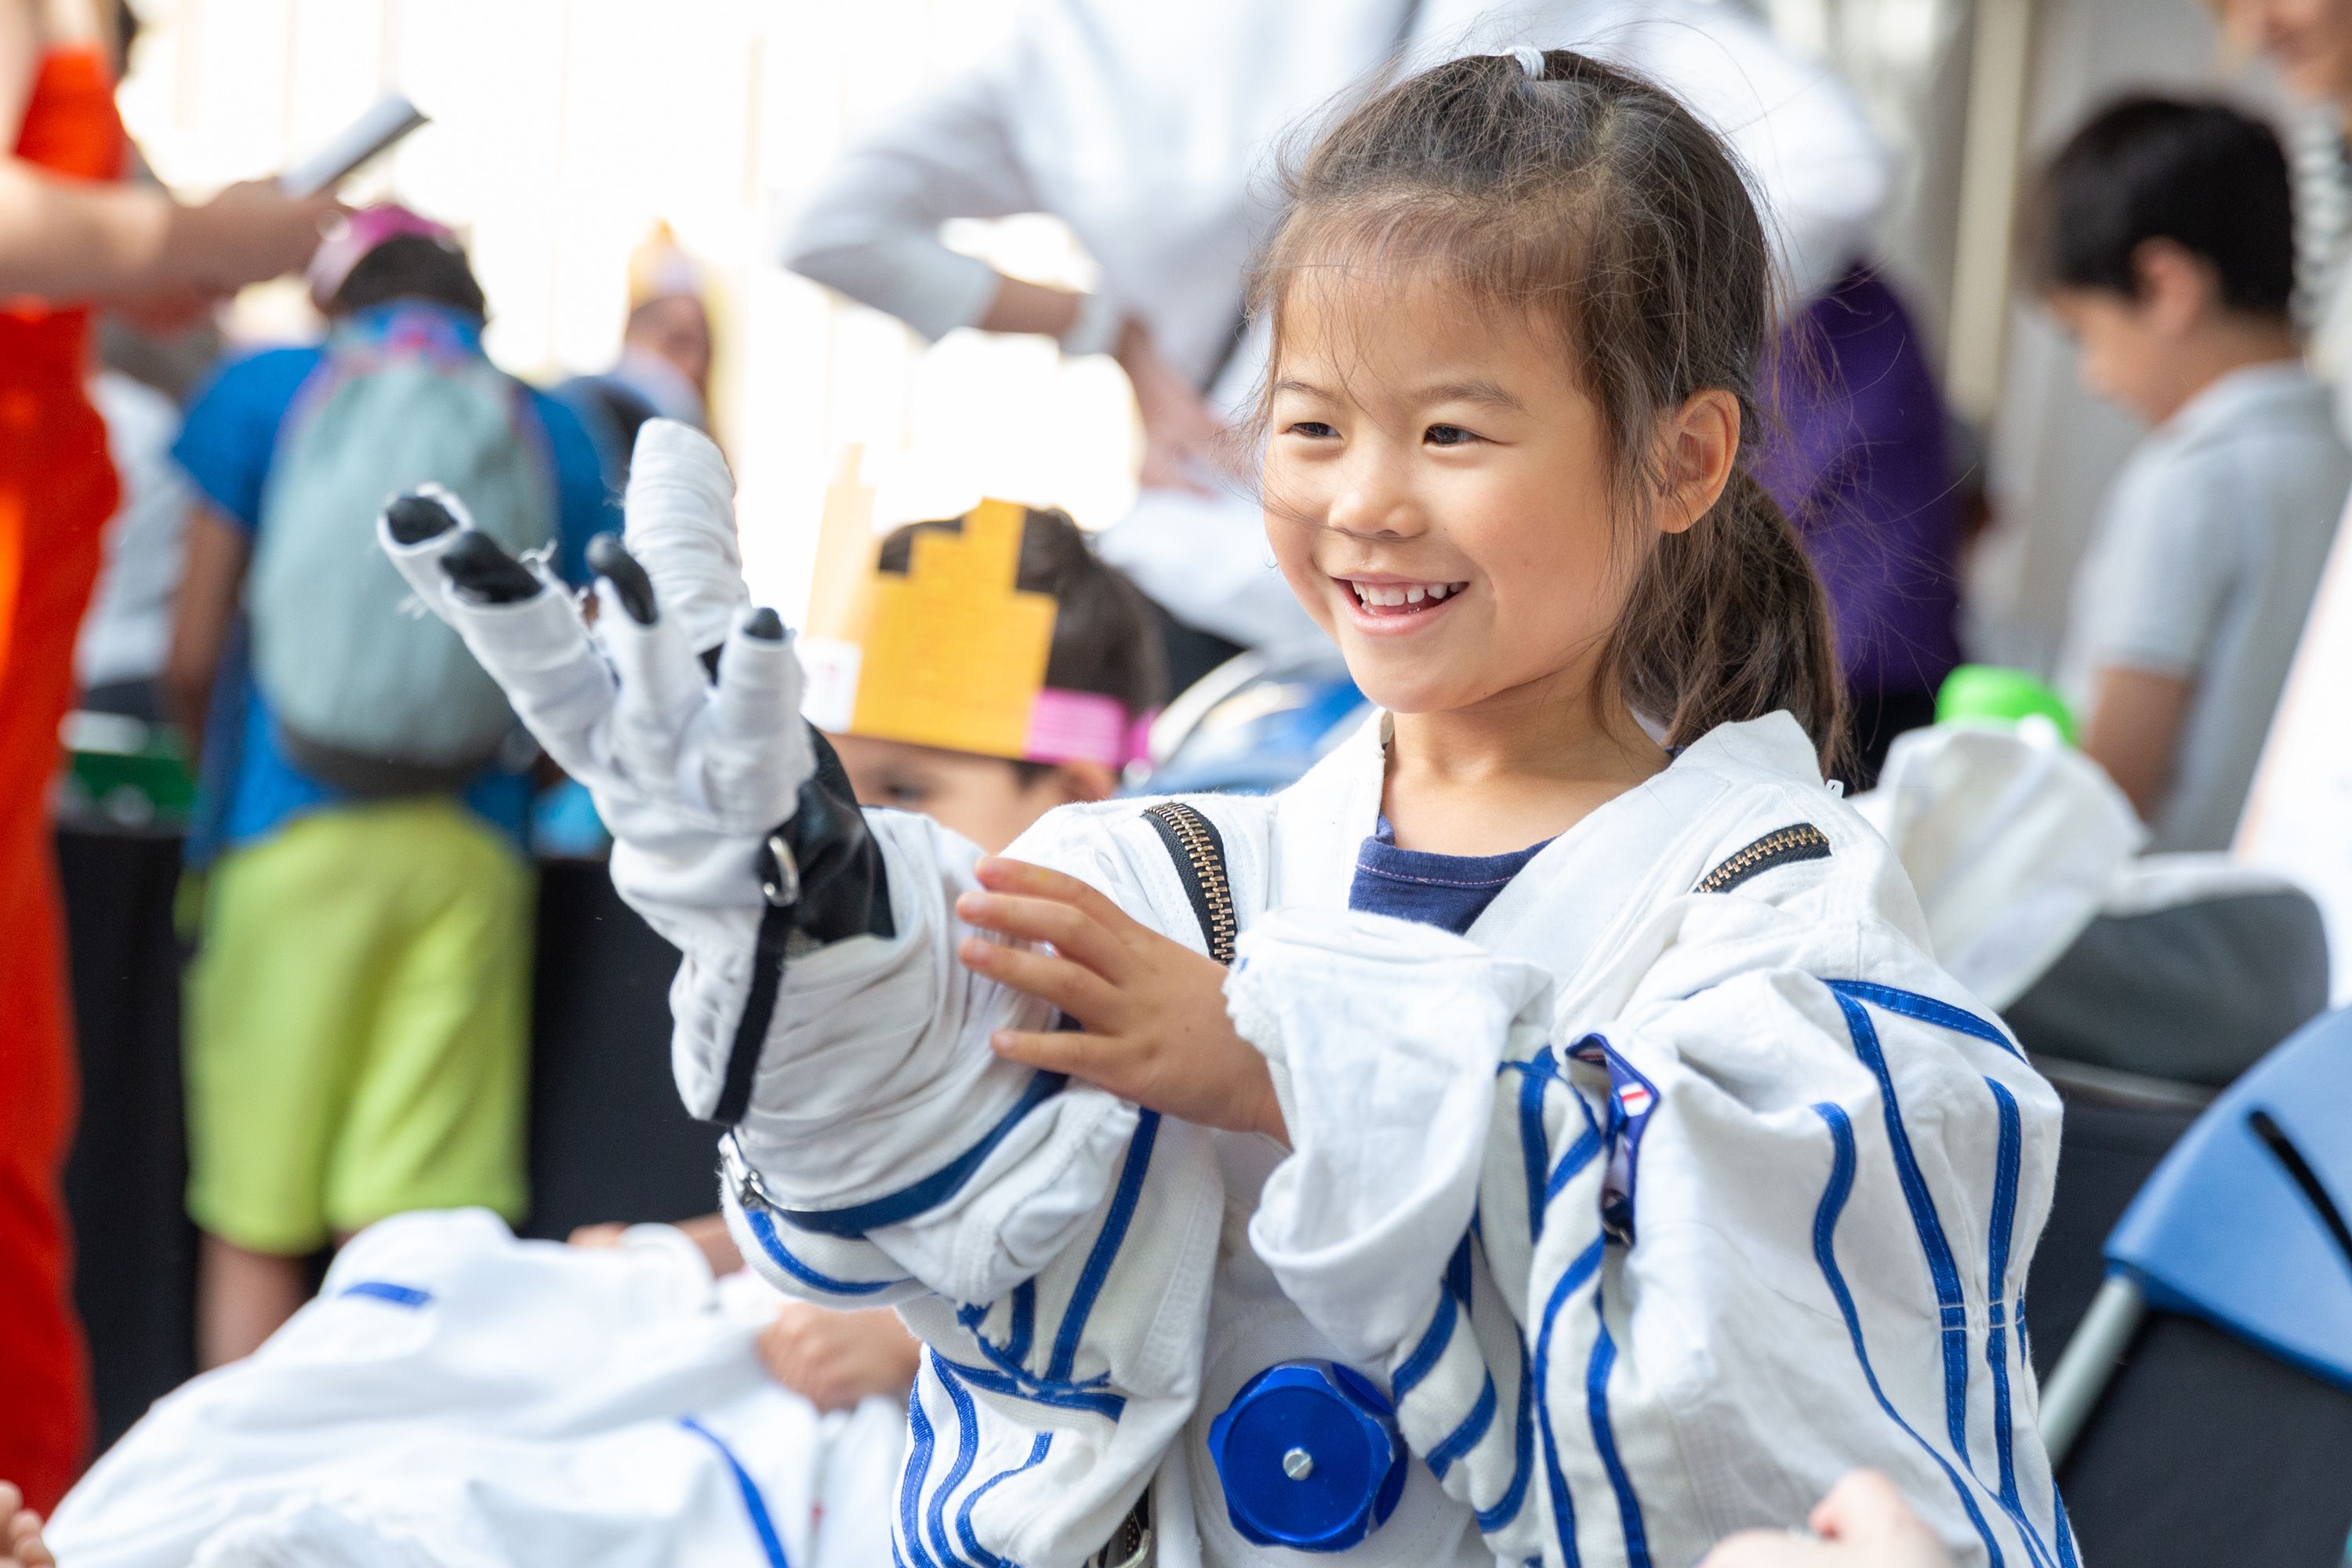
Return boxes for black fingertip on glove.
[586,532,659,626]
[703,606,787,681]
[784,726,896,944]
[386,491,460,545]
[440,530,544,604]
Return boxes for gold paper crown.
[626,221,705,312]
[798,451,1059,760]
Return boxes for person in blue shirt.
[161,208,616,1368]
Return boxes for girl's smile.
[1333,572,1471,632]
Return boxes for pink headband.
[1023,690,1156,768]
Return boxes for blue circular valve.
[1206,1359,1408,1552]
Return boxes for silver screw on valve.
[1282,1447,1314,1481]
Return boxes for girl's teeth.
[1349,579,1461,608]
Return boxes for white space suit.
[44,1210,904,1568]
[379,425,2067,1568]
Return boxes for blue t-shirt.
[1346,818,1552,935]
[173,302,618,865]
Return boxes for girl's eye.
[1284,420,1338,439]
[1425,423,1481,448]
[881,781,931,809]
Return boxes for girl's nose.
[1325,459,1425,540]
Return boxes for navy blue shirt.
[1346,818,1552,935]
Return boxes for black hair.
[329,233,488,319]
[1250,49,1844,765]
[878,507,1166,778]
[2027,95,2296,318]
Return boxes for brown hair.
[879,506,1166,775]
[1250,49,1844,765]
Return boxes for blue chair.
[2040,1004,2352,1564]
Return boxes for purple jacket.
[1759,267,1962,696]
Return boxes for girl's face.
[1261,273,1649,720]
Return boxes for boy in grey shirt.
[2031,96,2352,851]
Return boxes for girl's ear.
[1656,388,1741,536]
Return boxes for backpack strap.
[1142,801,1236,967]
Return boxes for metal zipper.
[1692,822,1831,895]
[1144,801,1237,964]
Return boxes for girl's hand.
[757,1305,922,1411]
[956,856,1286,1140]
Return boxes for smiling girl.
[381,48,2067,1568]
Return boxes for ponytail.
[1611,470,1846,772]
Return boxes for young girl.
[381,49,2065,1568]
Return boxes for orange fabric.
[0,42,127,1515]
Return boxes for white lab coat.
[673,710,2065,1567]
[781,0,1887,648]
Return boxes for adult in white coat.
[780,0,1887,676]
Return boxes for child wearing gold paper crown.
[381,48,2064,1568]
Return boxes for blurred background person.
[0,0,328,1513]
[779,0,1895,694]
[2027,96,2347,848]
[1762,267,1963,787]
[162,206,615,1368]
[557,223,717,484]
[2223,0,2352,424]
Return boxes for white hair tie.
[1510,45,1547,82]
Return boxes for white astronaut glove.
[374,451,810,856]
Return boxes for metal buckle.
[719,1130,781,1214]
[760,831,800,908]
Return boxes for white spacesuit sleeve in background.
[1240,844,2072,1568]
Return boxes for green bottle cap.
[1935,664,2078,746]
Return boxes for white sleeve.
[702,802,1232,1566]
[672,805,1142,1307]
[779,56,1039,342]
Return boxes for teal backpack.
[248,307,554,794]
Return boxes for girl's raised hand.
[956,857,1286,1141]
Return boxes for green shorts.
[184,798,532,1254]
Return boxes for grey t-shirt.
[2059,361,2352,851]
